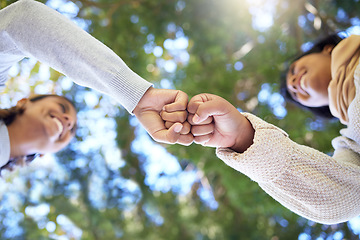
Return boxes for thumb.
[165,122,183,143]
[151,122,183,144]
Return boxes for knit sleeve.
[0,122,10,167]
[0,0,152,113]
[216,112,360,224]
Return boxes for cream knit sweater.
[0,0,152,113]
[0,0,153,165]
[217,60,360,224]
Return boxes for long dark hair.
[280,33,344,119]
[0,94,75,175]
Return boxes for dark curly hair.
[280,33,345,119]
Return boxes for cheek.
[309,80,325,94]
[308,67,331,94]
[48,134,73,153]
[310,75,331,96]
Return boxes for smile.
[299,75,307,93]
[52,117,64,138]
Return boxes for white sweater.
[0,0,152,113]
[0,0,153,165]
[0,122,10,167]
[217,61,360,224]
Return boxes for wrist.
[133,87,155,115]
[230,118,254,153]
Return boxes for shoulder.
[332,35,360,58]
[0,121,10,167]
[340,60,360,145]
[0,0,45,16]
[4,0,39,9]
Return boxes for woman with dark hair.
[174,33,360,224]
[0,94,77,173]
[280,34,344,119]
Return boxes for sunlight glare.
[246,0,276,32]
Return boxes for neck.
[7,120,38,158]
[7,124,25,158]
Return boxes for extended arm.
[0,0,192,145]
[188,93,360,224]
[216,113,360,224]
[0,0,151,113]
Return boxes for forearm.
[259,147,360,224]
[217,113,360,224]
[0,0,152,113]
[216,112,290,182]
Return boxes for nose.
[287,75,298,94]
[63,113,75,130]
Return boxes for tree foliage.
[0,0,359,239]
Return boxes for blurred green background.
[0,0,359,239]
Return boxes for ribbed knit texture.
[216,60,360,224]
[0,0,152,113]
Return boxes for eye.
[59,103,66,113]
[70,123,77,134]
[289,65,295,75]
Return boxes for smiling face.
[286,45,334,107]
[16,96,77,154]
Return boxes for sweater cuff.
[216,112,289,183]
[108,69,153,114]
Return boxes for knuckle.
[177,135,193,146]
[179,113,188,122]
[167,133,179,144]
[165,121,174,129]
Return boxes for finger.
[188,114,213,125]
[181,121,191,134]
[192,100,229,124]
[163,90,188,112]
[165,121,174,129]
[147,111,183,144]
[161,110,187,123]
[158,123,183,143]
[187,93,213,114]
[191,123,215,136]
[176,133,194,146]
[194,133,213,146]
[165,121,191,135]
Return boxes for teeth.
[53,117,64,136]
[300,75,306,90]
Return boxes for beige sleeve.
[216,113,360,224]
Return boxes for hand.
[188,93,254,153]
[133,87,193,145]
